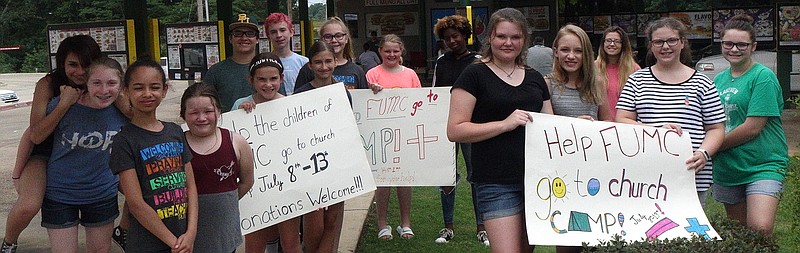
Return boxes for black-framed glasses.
[322,33,347,41]
[604,38,622,45]
[721,41,751,50]
[232,30,258,38]
[651,38,680,47]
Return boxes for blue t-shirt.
[280,53,309,96]
[46,97,128,204]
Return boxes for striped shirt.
[616,67,725,192]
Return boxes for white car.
[695,50,800,92]
[0,89,19,103]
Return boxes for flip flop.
[396,226,414,239]
[378,225,393,240]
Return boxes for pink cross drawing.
[406,124,438,160]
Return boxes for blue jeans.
[41,196,119,229]
[439,142,482,226]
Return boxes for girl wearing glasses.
[295,17,369,92]
[616,17,725,208]
[595,26,640,118]
[712,14,787,236]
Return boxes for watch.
[696,148,711,161]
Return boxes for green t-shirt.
[203,59,254,112]
[714,62,788,186]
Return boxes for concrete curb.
[0,100,32,111]
[339,191,374,253]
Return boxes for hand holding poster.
[524,113,719,246]
[350,88,455,186]
[220,84,376,235]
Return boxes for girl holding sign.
[712,14,787,236]
[448,8,553,252]
[616,17,725,207]
[366,34,422,240]
[233,53,303,253]
[546,24,611,122]
[110,59,199,252]
[181,83,254,253]
[295,41,351,253]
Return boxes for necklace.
[491,61,516,79]
[190,129,219,155]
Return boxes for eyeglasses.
[604,38,622,45]
[322,33,347,41]
[651,38,680,47]
[721,41,751,50]
[232,30,258,38]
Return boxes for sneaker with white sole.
[1,241,17,253]
[434,228,454,243]
[112,226,127,250]
[477,230,490,246]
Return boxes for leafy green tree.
[21,47,47,73]
[0,52,16,73]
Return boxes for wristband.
[12,177,20,180]
[696,148,711,161]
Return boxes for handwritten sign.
[220,84,377,235]
[524,113,719,245]
[350,88,455,186]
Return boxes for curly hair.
[433,15,472,40]
[265,12,294,34]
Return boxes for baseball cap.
[229,14,258,31]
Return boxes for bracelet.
[12,177,20,180]
[696,148,712,161]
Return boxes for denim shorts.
[712,180,783,205]
[41,196,119,229]
[474,182,524,221]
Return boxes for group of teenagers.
[0,6,788,253]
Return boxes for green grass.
[356,154,800,253]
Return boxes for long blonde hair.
[551,24,603,105]
[319,17,355,62]
[596,26,638,94]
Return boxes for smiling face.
[721,29,755,68]
[310,50,336,83]
[489,20,523,63]
[249,66,283,102]
[555,33,584,74]
[650,27,684,65]
[229,28,258,54]
[65,52,88,86]
[83,65,121,109]
[184,96,219,137]
[552,177,566,198]
[125,66,167,114]
[268,21,293,51]
[379,42,403,68]
[603,31,623,57]
[320,23,348,56]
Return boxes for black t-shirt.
[294,82,353,106]
[452,63,549,184]
[433,51,479,87]
[295,61,368,92]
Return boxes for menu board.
[594,16,611,34]
[578,16,594,33]
[612,14,637,34]
[637,13,667,38]
[670,12,712,39]
[778,5,800,48]
[518,6,550,32]
[48,25,127,53]
[367,12,419,36]
[713,8,774,42]
[166,25,218,44]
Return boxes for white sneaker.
[477,230,490,246]
[434,228,454,243]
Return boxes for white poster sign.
[350,88,455,186]
[220,84,377,235]
[524,113,719,245]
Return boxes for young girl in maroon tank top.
[181,83,254,253]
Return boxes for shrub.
[586,215,778,252]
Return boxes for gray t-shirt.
[549,80,599,119]
[203,59,254,112]
[526,45,554,76]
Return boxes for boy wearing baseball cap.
[203,14,259,112]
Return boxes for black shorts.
[30,134,54,159]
